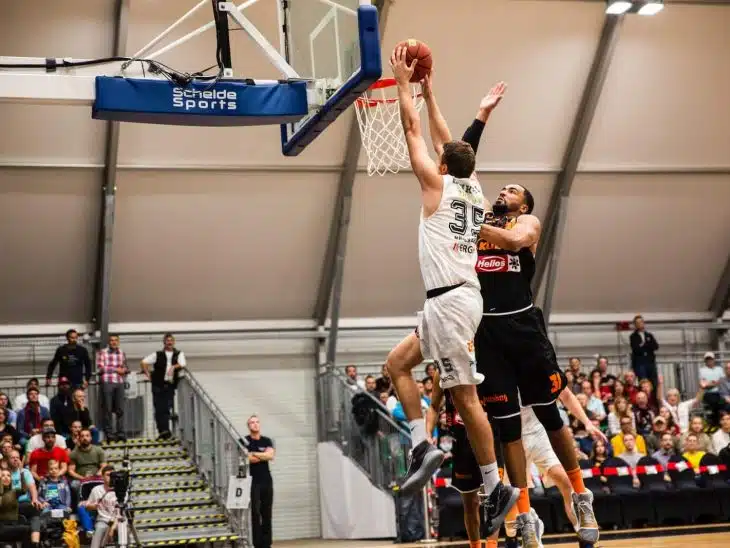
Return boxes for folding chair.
[601,457,653,528]
[698,453,730,517]
[635,456,684,525]
[665,455,717,523]
[579,460,621,529]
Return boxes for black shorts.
[475,306,566,419]
[449,427,482,493]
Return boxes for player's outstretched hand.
[390,46,417,86]
[420,73,433,100]
[480,81,507,112]
[587,423,608,444]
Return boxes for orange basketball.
[396,39,432,83]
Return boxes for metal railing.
[176,371,249,546]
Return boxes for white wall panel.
[0,168,100,323]
[366,0,605,170]
[581,5,730,169]
[0,0,116,164]
[118,0,349,167]
[552,174,730,313]
[340,173,555,317]
[109,170,337,321]
[193,364,321,540]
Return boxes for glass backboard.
[279,0,381,156]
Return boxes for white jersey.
[418,175,485,291]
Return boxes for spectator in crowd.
[567,357,584,393]
[65,421,83,452]
[700,352,727,425]
[718,361,730,408]
[622,370,639,404]
[375,364,392,394]
[1,440,14,469]
[639,379,660,412]
[651,432,677,469]
[617,432,644,469]
[378,391,389,406]
[682,433,706,471]
[16,388,50,445]
[68,429,106,489]
[0,393,16,428]
[7,450,42,546]
[645,415,671,454]
[364,375,377,393]
[48,378,73,436]
[63,389,97,444]
[96,335,129,441]
[633,391,656,436]
[344,365,365,391]
[607,396,634,437]
[658,406,680,436]
[592,356,617,401]
[37,459,72,515]
[630,314,659,390]
[565,370,578,396]
[711,411,730,455]
[13,379,50,412]
[590,371,611,408]
[612,379,626,403]
[141,333,186,440]
[570,394,596,455]
[424,363,437,378]
[245,415,274,548]
[28,428,69,482]
[0,468,31,546]
[611,416,647,456]
[77,465,125,547]
[422,376,434,402]
[24,420,66,458]
[573,439,589,462]
[590,439,610,468]
[660,384,702,432]
[680,416,712,453]
[0,409,19,448]
[581,380,607,423]
[46,330,92,389]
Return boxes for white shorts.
[523,426,562,487]
[417,284,483,390]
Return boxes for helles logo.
[476,256,507,272]
[172,88,237,111]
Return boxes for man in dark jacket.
[49,377,73,433]
[140,333,186,439]
[46,330,92,389]
[630,315,659,391]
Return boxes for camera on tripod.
[110,469,131,506]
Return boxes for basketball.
[397,39,432,83]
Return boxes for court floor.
[275,527,730,548]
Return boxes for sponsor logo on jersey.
[480,393,509,404]
[477,218,517,250]
[452,242,475,254]
[475,255,522,273]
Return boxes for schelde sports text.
[171,88,238,111]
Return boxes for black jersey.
[476,217,535,314]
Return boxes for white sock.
[408,418,427,446]
[480,462,500,495]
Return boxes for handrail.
[327,368,410,437]
[182,369,249,454]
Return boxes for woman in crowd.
[680,416,712,453]
[639,379,660,412]
[607,397,634,437]
[590,439,610,468]
[0,468,31,548]
[658,407,680,437]
[0,409,20,448]
[0,394,17,428]
[612,380,626,403]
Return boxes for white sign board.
[226,476,252,510]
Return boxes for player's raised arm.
[479,214,541,252]
[391,47,442,200]
[421,74,452,159]
[461,81,507,156]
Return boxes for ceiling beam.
[92,0,129,345]
[532,14,624,321]
[710,253,730,318]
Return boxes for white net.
[354,79,424,176]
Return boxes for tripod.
[101,445,142,548]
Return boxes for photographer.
[77,465,126,547]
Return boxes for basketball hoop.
[355,78,424,177]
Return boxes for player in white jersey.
[386,47,518,531]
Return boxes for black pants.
[17,502,40,533]
[703,392,730,426]
[0,521,31,548]
[251,481,273,548]
[152,383,175,435]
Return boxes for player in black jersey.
[425,371,524,548]
[460,121,599,545]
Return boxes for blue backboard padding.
[281,4,382,156]
[92,77,308,126]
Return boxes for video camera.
[110,469,131,505]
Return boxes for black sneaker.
[482,482,520,536]
[504,536,519,548]
[399,441,443,494]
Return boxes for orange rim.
[355,78,422,108]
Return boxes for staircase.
[103,438,242,547]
